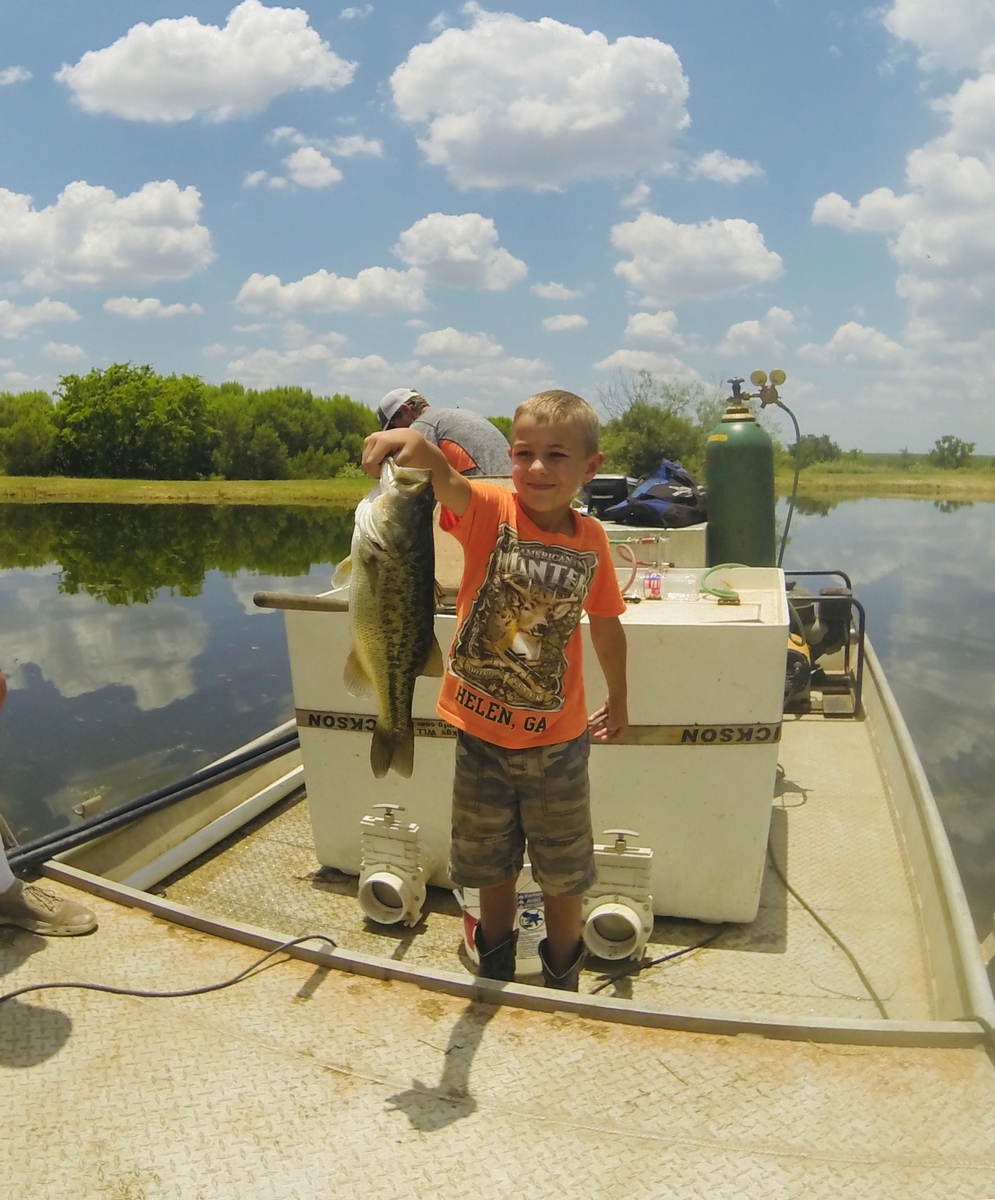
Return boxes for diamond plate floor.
[162,717,933,1021]
[2,882,994,1199]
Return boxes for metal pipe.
[8,734,300,871]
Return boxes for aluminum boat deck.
[159,715,930,1023]
[4,643,995,1196]
[2,880,994,1199]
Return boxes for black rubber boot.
[474,925,517,982]
[538,938,585,992]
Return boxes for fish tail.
[370,723,415,779]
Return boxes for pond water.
[0,497,992,940]
[0,504,352,840]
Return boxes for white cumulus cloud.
[690,150,763,184]
[414,327,503,358]
[56,0,355,123]
[236,266,427,314]
[884,0,995,71]
[42,341,86,361]
[391,6,689,188]
[531,281,581,301]
[269,126,382,158]
[104,296,204,319]
[594,348,699,377]
[330,134,383,158]
[620,182,651,209]
[542,313,587,332]
[226,336,550,409]
[0,67,32,86]
[812,68,995,340]
[624,309,685,347]
[799,322,905,365]
[285,146,342,189]
[393,212,526,289]
[0,298,80,338]
[0,179,213,289]
[717,306,795,357]
[340,5,373,18]
[611,212,783,306]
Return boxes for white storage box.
[286,566,787,925]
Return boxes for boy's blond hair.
[405,393,430,416]
[513,390,600,456]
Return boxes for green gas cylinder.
[705,400,775,566]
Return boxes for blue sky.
[0,0,992,449]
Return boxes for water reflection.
[784,498,995,937]
[0,503,354,605]
[1,569,207,709]
[0,503,353,841]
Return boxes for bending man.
[376,389,511,477]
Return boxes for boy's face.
[509,415,604,515]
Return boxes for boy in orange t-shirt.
[362,390,628,990]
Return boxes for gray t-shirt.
[410,407,511,476]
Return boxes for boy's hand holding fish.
[362,428,472,518]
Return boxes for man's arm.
[588,615,628,742]
[362,428,472,517]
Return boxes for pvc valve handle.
[604,828,640,849]
[371,802,406,827]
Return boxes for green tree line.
[0,364,378,480]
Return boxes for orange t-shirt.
[437,483,625,748]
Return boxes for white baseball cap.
[377,387,422,428]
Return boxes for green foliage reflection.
[0,503,355,605]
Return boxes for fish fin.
[370,724,414,779]
[343,649,375,698]
[420,636,445,678]
[331,557,352,590]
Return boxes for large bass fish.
[334,456,443,778]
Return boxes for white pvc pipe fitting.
[583,901,646,960]
[358,870,415,926]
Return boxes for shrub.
[928,434,975,469]
[790,434,842,469]
[0,390,57,475]
[595,370,726,477]
[488,415,512,441]
[600,401,705,478]
[54,365,215,479]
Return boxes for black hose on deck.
[7,730,301,873]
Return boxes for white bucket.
[455,862,545,977]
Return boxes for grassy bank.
[776,468,995,500]
[0,476,372,506]
[0,469,992,505]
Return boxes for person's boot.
[538,938,585,992]
[474,924,517,981]
[0,880,97,936]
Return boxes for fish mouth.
[383,455,433,493]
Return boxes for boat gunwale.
[862,638,995,1033]
[41,858,988,1050]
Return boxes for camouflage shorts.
[449,729,596,897]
